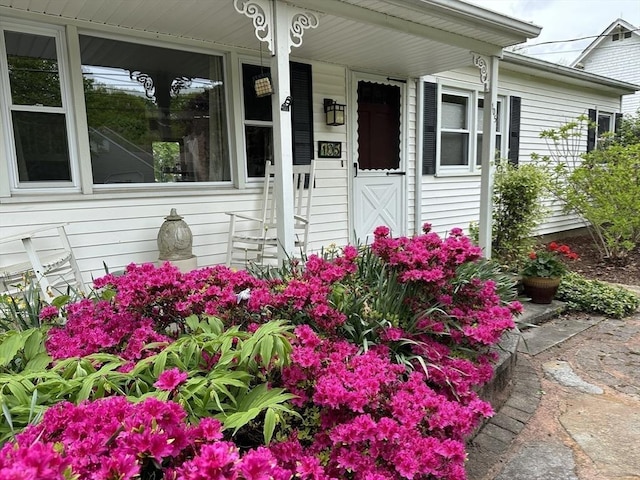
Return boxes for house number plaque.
[318,141,342,158]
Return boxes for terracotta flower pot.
[522,276,561,304]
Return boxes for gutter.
[394,0,542,39]
[503,51,640,93]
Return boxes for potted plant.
[521,242,579,304]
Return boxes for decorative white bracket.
[234,0,319,54]
[472,53,489,92]
[472,52,498,122]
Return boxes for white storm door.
[353,78,405,243]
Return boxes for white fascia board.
[503,52,640,94]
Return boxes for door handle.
[354,162,358,177]
[386,171,406,176]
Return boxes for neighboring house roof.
[503,51,640,95]
[571,18,639,67]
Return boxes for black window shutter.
[615,112,623,132]
[422,82,438,175]
[587,108,597,152]
[508,96,521,165]
[290,62,313,165]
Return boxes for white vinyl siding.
[419,66,622,237]
[579,32,640,115]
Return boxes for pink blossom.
[154,368,188,391]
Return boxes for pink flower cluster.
[280,325,494,479]
[45,298,170,361]
[372,224,520,347]
[0,396,317,480]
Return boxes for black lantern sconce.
[324,98,346,126]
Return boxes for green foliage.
[556,272,640,318]
[532,115,640,260]
[0,328,51,375]
[614,110,640,147]
[0,277,71,333]
[567,144,640,258]
[490,159,550,267]
[0,317,297,444]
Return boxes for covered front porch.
[0,0,541,282]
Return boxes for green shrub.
[532,115,640,261]
[556,272,640,318]
[491,160,549,266]
[566,143,640,258]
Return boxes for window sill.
[433,170,482,178]
[0,184,261,204]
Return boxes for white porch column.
[270,1,295,260]
[234,0,318,263]
[476,54,500,259]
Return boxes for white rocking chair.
[0,224,86,299]
[226,161,316,268]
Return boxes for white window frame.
[0,21,80,193]
[596,109,615,147]
[436,85,507,176]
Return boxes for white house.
[0,0,636,288]
[571,18,640,115]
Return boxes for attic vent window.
[624,31,632,39]
[612,33,620,41]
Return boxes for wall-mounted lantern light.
[324,98,346,126]
[253,73,273,97]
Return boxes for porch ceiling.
[0,0,541,77]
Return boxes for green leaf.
[153,351,168,378]
[23,353,52,372]
[23,329,44,360]
[264,407,276,445]
[0,332,24,367]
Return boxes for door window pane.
[80,35,230,184]
[5,31,62,107]
[12,111,71,181]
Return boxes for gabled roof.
[571,18,639,67]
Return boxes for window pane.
[441,132,468,166]
[245,126,273,178]
[12,111,71,181]
[598,114,611,136]
[80,35,230,184]
[5,31,62,107]
[442,94,467,129]
[243,64,273,122]
[477,99,502,132]
[476,133,503,166]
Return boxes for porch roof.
[0,0,541,76]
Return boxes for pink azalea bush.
[2,225,521,480]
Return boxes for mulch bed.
[558,234,640,286]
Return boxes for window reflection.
[79,35,230,184]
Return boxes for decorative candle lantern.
[157,208,197,271]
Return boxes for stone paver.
[542,360,604,394]
[519,315,603,355]
[494,442,579,480]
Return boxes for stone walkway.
[467,309,640,480]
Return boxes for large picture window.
[2,28,74,187]
[79,35,230,184]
